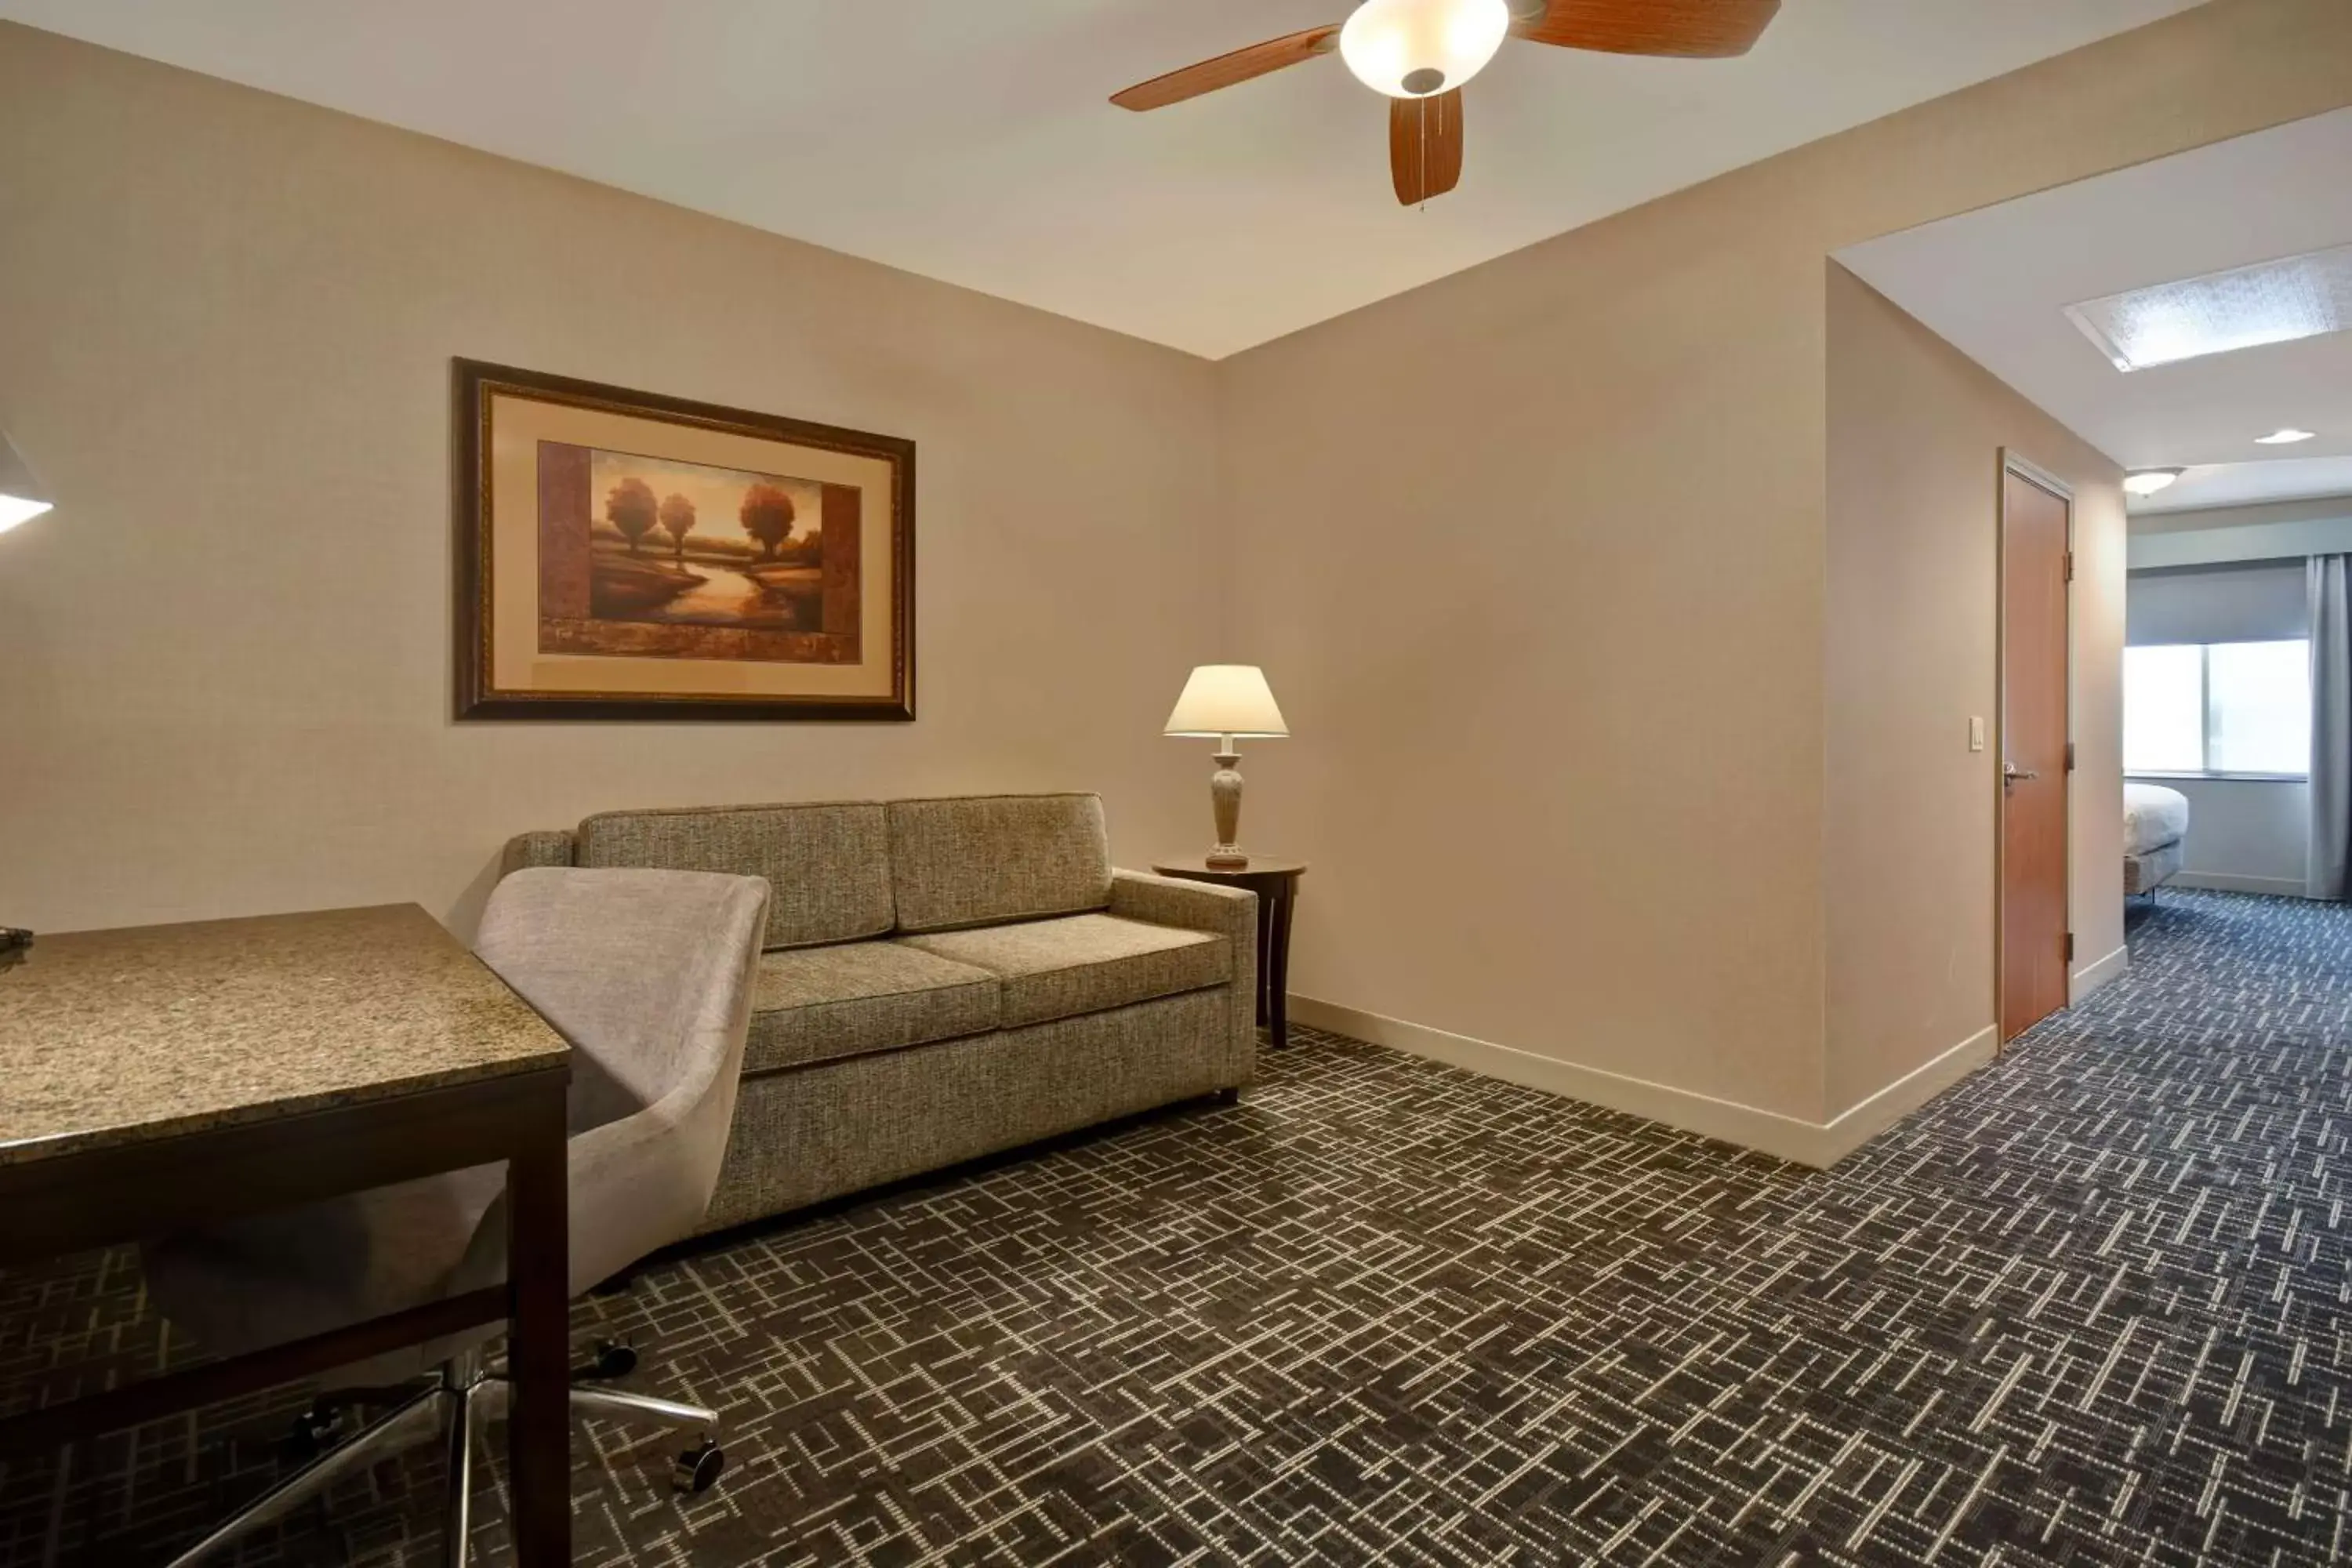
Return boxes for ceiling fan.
[1111,0,1781,205]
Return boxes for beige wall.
[1217,197,1833,1121]
[0,23,1223,938]
[5,2,2351,1155]
[1220,0,2352,1136]
[1824,267,2125,1119]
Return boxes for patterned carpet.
[5,889,2352,1566]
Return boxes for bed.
[2124,782,2190,898]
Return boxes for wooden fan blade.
[1389,90,1465,206]
[1111,25,1341,111]
[1513,0,1780,58]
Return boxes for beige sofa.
[499,793,1257,1232]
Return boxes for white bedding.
[2124,783,2190,856]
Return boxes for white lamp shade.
[0,429,53,534]
[1163,666,1289,739]
[1339,0,1511,100]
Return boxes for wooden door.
[2000,459,2071,1042]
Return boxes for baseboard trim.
[2171,872,2309,897]
[2071,942,2129,1004]
[1287,996,1996,1170]
[1817,1024,1998,1163]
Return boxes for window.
[2123,644,2204,773]
[2123,640,2310,778]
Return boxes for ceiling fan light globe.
[1339,0,1511,99]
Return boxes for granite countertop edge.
[0,1047,570,1169]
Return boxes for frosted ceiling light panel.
[2063,241,2352,372]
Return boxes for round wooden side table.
[1151,855,1306,1049]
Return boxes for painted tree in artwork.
[741,483,797,562]
[658,492,697,562]
[606,476,659,555]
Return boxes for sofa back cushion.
[887,794,1112,934]
[576,802,892,951]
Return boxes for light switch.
[1969,717,1986,753]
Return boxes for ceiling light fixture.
[1110,0,1782,208]
[2063,241,2352,372]
[1338,0,1512,99]
[0,428,53,534]
[2124,468,2186,498]
[2255,427,2317,445]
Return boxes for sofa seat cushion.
[747,942,1000,1076]
[896,913,1229,1029]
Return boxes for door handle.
[2003,762,2039,783]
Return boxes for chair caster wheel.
[591,1341,637,1379]
[671,1438,724,1494]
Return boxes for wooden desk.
[1151,856,1306,1050]
[0,905,573,1566]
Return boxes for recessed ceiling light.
[2064,241,2352,372]
[2255,427,2317,445]
[2124,468,2186,497]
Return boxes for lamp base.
[1207,750,1248,871]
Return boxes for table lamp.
[0,427,53,534]
[1163,665,1287,868]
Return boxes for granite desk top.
[0,904,568,1168]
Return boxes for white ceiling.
[2129,456,2352,515]
[1838,107,2352,512]
[0,0,2201,358]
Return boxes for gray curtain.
[2310,554,2352,899]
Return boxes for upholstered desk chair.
[143,866,771,1568]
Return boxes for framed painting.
[454,359,914,721]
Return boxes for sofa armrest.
[1109,869,1257,1080]
[499,829,576,880]
[1110,868,1252,937]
